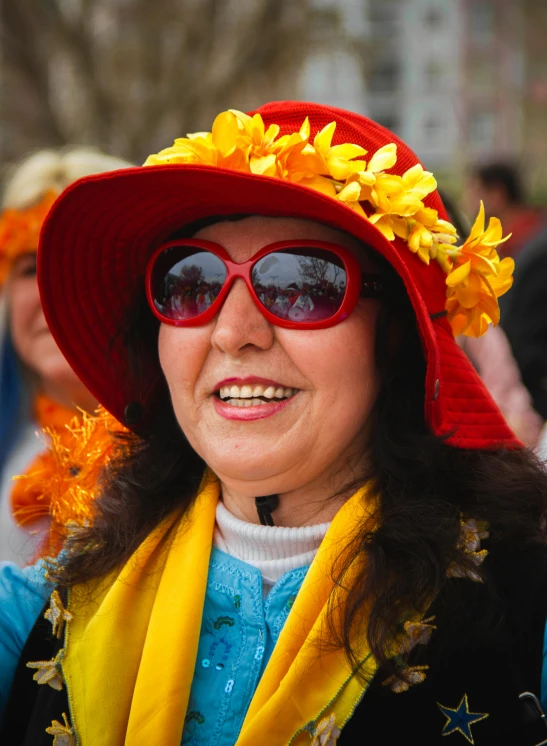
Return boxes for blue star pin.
[438,694,488,743]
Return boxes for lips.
[214,376,292,390]
[212,393,296,421]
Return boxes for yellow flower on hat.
[337,145,398,216]
[144,110,251,172]
[232,109,291,176]
[407,209,458,266]
[407,208,444,264]
[274,118,337,195]
[445,202,513,337]
[276,118,372,198]
[354,162,439,250]
[401,163,437,201]
[312,120,368,181]
[446,202,510,283]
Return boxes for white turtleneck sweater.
[214,501,330,590]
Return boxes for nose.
[210,278,275,355]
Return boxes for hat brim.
[38,164,520,449]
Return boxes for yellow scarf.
[62,475,378,745]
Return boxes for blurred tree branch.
[0,0,342,163]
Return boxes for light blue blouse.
[183,547,308,745]
[0,560,52,714]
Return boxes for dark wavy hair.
[50,237,547,676]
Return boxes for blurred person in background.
[440,190,543,447]
[0,148,132,565]
[501,221,547,424]
[466,162,545,259]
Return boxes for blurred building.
[299,0,547,194]
[519,0,547,190]
[367,0,462,169]
[299,0,368,113]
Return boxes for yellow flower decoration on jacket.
[45,712,75,746]
[26,649,65,690]
[311,713,340,746]
[144,109,513,337]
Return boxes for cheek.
[8,279,42,358]
[158,324,210,420]
[282,306,379,433]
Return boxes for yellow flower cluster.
[145,110,513,337]
[445,205,514,337]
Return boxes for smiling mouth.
[216,383,298,407]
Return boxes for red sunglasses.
[146,238,384,330]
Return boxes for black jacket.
[501,225,547,419]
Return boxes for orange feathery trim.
[10,395,75,528]
[11,403,127,556]
[0,189,58,284]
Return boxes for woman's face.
[158,217,382,501]
[8,252,93,408]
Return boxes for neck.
[220,472,363,528]
[218,435,371,527]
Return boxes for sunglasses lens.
[253,248,347,323]
[150,246,226,320]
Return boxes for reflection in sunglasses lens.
[151,247,226,320]
[252,249,347,323]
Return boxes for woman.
[1,102,547,745]
[0,148,132,564]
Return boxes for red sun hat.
[37,100,520,449]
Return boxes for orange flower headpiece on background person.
[0,148,134,285]
[0,190,58,284]
[36,101,521,449]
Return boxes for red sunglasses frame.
[146,238,382,330]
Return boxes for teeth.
[226,398,266,407]
[219,383,296,402]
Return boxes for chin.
[207,452,298,494]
